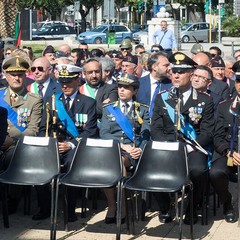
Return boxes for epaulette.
[0,87,7,90]
[134,101,149,108]
[103,101,115,107]
[219,97,234,105]
[159,90,168,95]
[199,91,211,97]
[27,92,41,99]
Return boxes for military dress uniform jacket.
[1,87,43,138]
[100,101,151,149]
[151,88,214,148]
[38,91,98,146]
[212,98,239,161]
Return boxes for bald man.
[58,44,71,57]
[27,56,61,103]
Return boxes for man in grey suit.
[80,58,118,120]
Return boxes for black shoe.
[32,211,50,221]
[159,212,173,223]
[68,213,78,223]
[105,216,116,224]
[223,201,236,223]
[183,210,198,225]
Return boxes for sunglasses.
[211,53,216,58]
[151,49,160,53]
[31,66,45,72]
[5,52,11,55]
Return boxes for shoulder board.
[27,92,41,99]
[159,90,168,95]
[134,101,149,108]
[199,91,211,97]
[103,102,115,107]
[219,98,234,105]
[0,87,7,91]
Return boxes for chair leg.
[141,191,147,221]
[63,186,68,232]
[116,180,123,240]
[1,184,9,228]
[91,188,98,210]
[50,177,59,240]
[23,186,31,215]
[80,188,87,218]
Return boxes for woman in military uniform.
[100,73,150,224]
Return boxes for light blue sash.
[106,104,135,143]
[161,91,197,140]
[0,89,26,132]
[55,93,79,138]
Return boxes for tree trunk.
[0,0,18,38]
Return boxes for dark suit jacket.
[209,77,230,100]
[0,107,8,148]
[137,74,172,106]
[95,82,118,119]
[151,88,214,148]
[212,98,239,161]
[43,79,62,104]
[38,91,98,146]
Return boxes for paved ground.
[0,182,239,240]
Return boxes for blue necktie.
[149,82,161,118]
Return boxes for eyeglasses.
[5,52,11,55]
[84,69,101,75]
[121,48,130,51]
[151,49,160,53]
[191,73,210,82]
[31,66,45,72]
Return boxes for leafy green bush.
[222,16,240,37]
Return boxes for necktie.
[38,83,44,98]
[10,93,17,103]
[149,82,161,118]
[65,97,71,111]
[122,103,129,116]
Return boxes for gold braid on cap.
[175,54,185,65]
[16,58,20,68]
[118,74,132,84]
[60,65,69,76]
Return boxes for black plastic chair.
[0,136,60,240]
[120,141,193,240]
[57,138,123,240]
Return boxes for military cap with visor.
[117,73,139,88]
[57,64,82,83]
[2,56,29,72]
[169,52,197,72]
[232,60,240,81]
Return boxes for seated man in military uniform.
[36,64,98,222]
[210,60,240,223]
[100,73,150,224]
[0,56,43,213]
[151,52,214,224]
